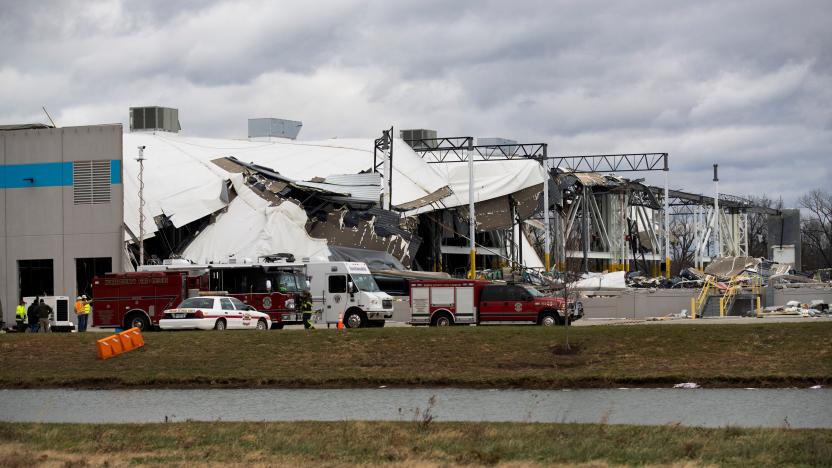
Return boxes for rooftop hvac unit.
[400,129,438,150]
[129,107,182,133]
[248,118,302,139]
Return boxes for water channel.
[1,388,829,428]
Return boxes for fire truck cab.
[409,279,582,326]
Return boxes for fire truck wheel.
[431,312,453,327]
[125,313,150,331]
[538,311,559,327]
[256,319,268,330]
[214,319,227,331]
[344,309,366,328]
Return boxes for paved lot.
[62,314,832,333]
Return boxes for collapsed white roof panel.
[182,175,331,263]
[407,159,546,215]
[122,133,449,240]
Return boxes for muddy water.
[1,388,829,428]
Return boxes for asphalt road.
[65,314,832,333]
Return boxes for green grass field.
[1,421,830,466]
[0,322,829,389]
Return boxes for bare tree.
[800,189,832,270]
[557,213,585,352]
[668,214,695,275]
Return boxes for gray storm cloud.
[1,0,830,203]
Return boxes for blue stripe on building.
[110,160,121,184]
[0,160,122,188]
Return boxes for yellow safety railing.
[691,275,715,319]
[719,275,745,317]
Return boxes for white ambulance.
[305,261,394,328]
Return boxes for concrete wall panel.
[6,186,64,236]
[4,128,62,164]
[61,125,121,162]
[772,288,832,307]
[582,289,697,319]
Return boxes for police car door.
[325,274,348,323]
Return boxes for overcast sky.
[1,0,830,205]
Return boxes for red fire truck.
[409,279,582,326]
[92,261,308,330]
[91,270,196,330]
[138,260,308,329]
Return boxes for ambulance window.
[220,298,235,310]
[328,275,347,293]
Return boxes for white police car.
[159,296,271,331]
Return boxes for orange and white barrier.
[97,327,144,360]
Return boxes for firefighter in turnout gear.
[15,300,27,332]
[301,291,314,329]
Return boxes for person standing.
[76,295,90,332]
[301,291,314,329]
[36,299,52,333]
[15,300,27,332]
[27,297,40,333]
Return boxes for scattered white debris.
[378,385,387,389]
[673,382,700,389]
[810,385,823,389]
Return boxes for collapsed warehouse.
[123,109,550,273]
[123,107,831,318]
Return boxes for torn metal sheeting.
[294,173,382,204]
[513,184,544,220]
[469,197,513,231]
[395,186,453,210]
[307,209,418,267]
[704,256,760,279]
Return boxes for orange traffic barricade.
[96,337,114,359]
[125,327,145,348]
[98,328,145,360]
[108,334,124,355]
[117,331,134,352]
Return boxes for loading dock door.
[76,257,112,297]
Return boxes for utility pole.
[663,155,670,278]
[137,146,146,266]
[713,164,720,259]
[542,145,551,272]
[381,129,392,210]
[468,137,476,279]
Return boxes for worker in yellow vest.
[15,299,27,332]
[76,295,91,332]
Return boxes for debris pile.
[758,300,831,318]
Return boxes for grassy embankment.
[0,322,829,389]
[1,421,830,466]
